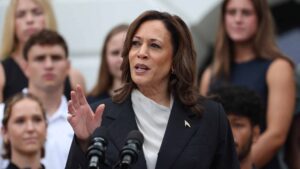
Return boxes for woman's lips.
[25,28,38,35]
[134,63,150,73]
[231,27,245,32]
[24,137,38,144]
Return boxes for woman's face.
[225,0,258,43]
[3,98,46,156]
[106,31,126,80]
[15,0,46,45]
[129,20,173,89]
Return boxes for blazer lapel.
[105,96,147,169]
[155,98,199,169]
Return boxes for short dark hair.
[23,29,68,60]
[210,86,262,126]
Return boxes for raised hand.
[67,85,104,142]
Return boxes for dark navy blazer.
[65,95,240,169]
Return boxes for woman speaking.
[66,10,239,169]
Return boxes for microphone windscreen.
[126,130,144,144]
[91,126,108,140]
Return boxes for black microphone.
[119,130,144,169]
[87,127,108,169]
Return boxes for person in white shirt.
[0,29,74,169]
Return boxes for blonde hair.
[0,0,57,60]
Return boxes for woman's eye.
[150,43,161,49]
[32,8,43,16]
[242,10,253,17]
[33,116,43,123]
[15,118,25,124]
[226,9,236,16]
[16,11,26,18]
[111,50,120,56]
[131,40,141,47]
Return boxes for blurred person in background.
[211,86,262,169]
[22,29,74,169]
[0,0,85,102]
[87,24,128,104]
[1,93,47,169]
[0,29,74,169]
[199,0,295,168]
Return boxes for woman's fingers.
[71,90,80,110]
[68,100,76,116]
[76,85,88,106]
[68,86,103,138]
[95,104,105,122]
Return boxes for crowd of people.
[0,0,298,169]
[199,0,295,168]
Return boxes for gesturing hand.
[67,85,104,142]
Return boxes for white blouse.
[131,89,173,169]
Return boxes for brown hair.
[2,93,47,159]
[213,0,293,79]
[23,29,68,60]
[89,24,129,97]
[113,10,205,115]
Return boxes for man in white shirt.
[0,29,74,169]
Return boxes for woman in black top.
[2,93,47,169]
[199,0,295,168]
